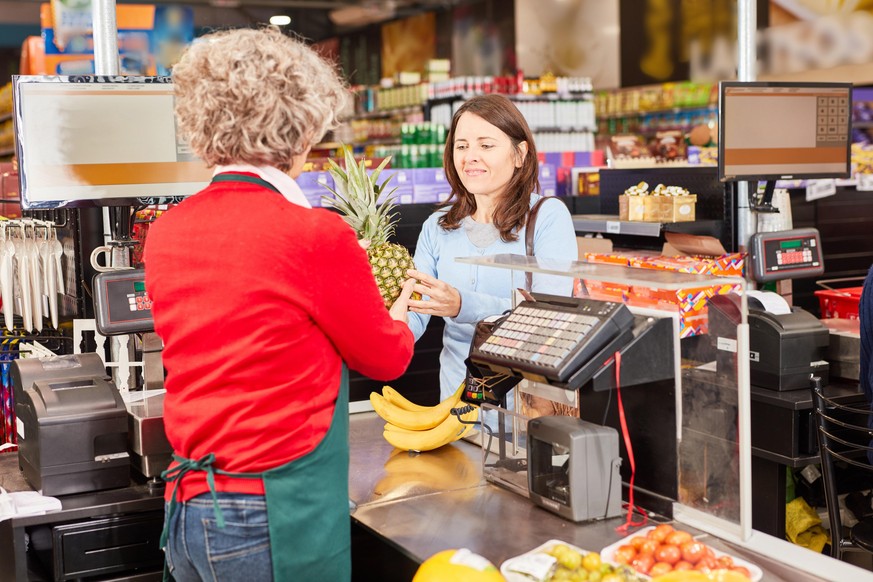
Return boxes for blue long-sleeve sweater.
[408,194,580,401]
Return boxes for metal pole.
[736,0,757,253]
[91,0,128,266]
[91,0,120,76]
[736,1,756,542]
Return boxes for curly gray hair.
[172,27,349,172]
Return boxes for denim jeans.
[164,493,272,582]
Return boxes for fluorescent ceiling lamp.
[270,15,292,26]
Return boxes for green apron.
[159,170,351,579]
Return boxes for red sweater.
[144,178,414,502]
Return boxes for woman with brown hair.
[405,93,578,404]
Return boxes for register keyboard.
[470,294,634,388]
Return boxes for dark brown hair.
[438,94,540,242]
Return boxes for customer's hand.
[406,269,462,318]
[388,278,416,323]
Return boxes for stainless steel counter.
[349,412,873,582]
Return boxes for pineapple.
[322,148,418,308]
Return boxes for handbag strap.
[524,196,555,290]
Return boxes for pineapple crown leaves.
[321,146,401,246]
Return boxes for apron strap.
[211,172,281,194]
[160,452,224,548]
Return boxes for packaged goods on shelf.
[577,234,744,337]
[296,170,334,207]
[410,167,451,203]
[538,163,557,197]
[618,182,697,223]
[687,146,718,166]
[537,150,604,168]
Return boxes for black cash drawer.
[50,513,163,580]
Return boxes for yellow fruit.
[582,552,602,572]
[413,549,505,582]
[556,549,582,570]
[370,384,464,431]
[651,571,751,582]
[381,385,431,411]
[382,406,479,452]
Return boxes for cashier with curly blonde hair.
[144,28,415,581]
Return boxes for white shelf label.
[717,337,737,353]
[806,179,836,201]
[858,173,873,191]
[606,221,621,234]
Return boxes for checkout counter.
[1,242,869,581]
[0,269,168,581]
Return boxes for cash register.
[12,268,169,495]
[467,293,671,521]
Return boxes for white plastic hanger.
[0,223,14,331]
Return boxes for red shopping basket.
[814,277,865,320]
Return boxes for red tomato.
[629,536,648,550]
[695,555,719,572]
[647,524,675,543]
[673,561,694,571]
[680,541,707,565]
[654,544,682,565]
[631,553,655,575]
[639,540,660,555]
[650,562,673,577]
[731,565,752,579]
[665,530,694,546]
[717,555,735,569]
[613,544,637,565]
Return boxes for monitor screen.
[12,75,212,209]
[718,81,852,182]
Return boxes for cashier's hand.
[388,278,417,323]
[406,269,462,318]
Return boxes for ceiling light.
[270,15,292,26]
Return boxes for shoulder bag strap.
[525,196,554,291]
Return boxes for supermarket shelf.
[351,137,402,146]
[531,126,597,133]
[0,112,11,123]
[854,121,873,129]
[572,214,724,238]
[345,105,423,120]
[428,92,593,104]
[0,146,14,157]
[599,104,717,120]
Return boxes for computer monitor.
[12,75,211,210]
[718,81,852,183]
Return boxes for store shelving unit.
[572,214,726,239]
[0,111,13,159]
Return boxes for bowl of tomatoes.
[599,524,762,581]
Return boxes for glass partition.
[457,253,751,541]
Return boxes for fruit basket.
[600,525,761,581]
[501,539,645,582]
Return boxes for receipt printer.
[527,416,622,522]
[749,306,830,391]
[12,354,129,495]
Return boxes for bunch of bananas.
[370,384,479,452]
